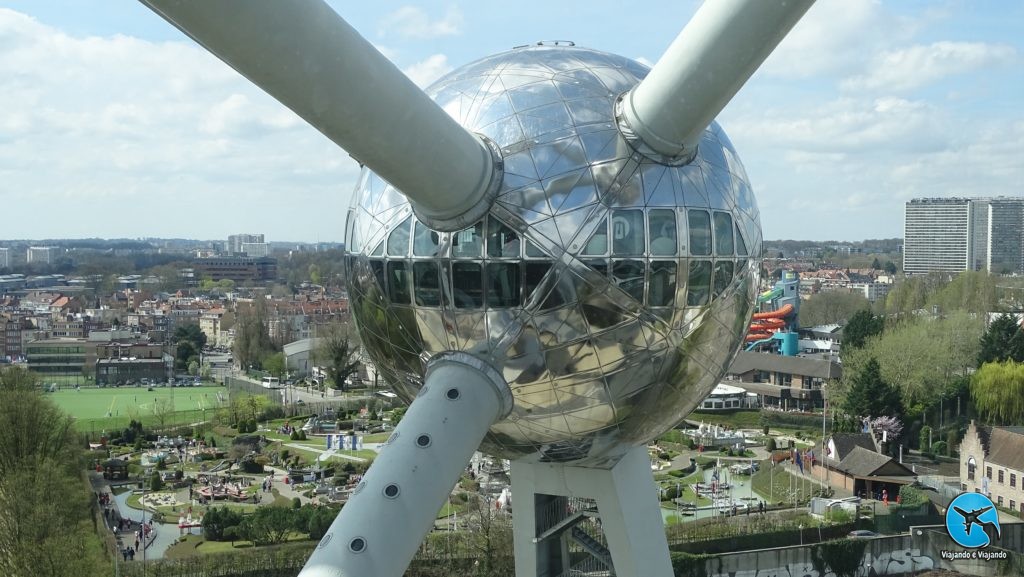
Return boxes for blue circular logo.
[946,492,1001,548]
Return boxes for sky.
[1,1,1021,243]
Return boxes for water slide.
[758,287,783,303]
[745,303,796,342]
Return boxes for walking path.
[283,443,368,463]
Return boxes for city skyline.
[1,1,1021,242]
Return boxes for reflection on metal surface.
[345,46,761,465]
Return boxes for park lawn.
[164,532,314,559]
[689,409,764,429]
[750,462,823,506]
[437,500,470,519]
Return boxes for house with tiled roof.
[960,421,1024,515]
[810,432,916,498]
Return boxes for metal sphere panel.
[344,45,761,464]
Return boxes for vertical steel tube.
[619,0,814,160]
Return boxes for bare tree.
[152,396,175,430]
[315,322,361,391]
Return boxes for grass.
[750,462,824,506]
[437,500,470,519]
[50,385,227,431]
[689,409,764,429]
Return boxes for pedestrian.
[122,548,129,562]
[129,548,135,561]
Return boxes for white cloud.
[842,41,1017,93]
[761,0,894,79]
[0,8,359,241]
[403,54,453,88]
[379,5,463,40]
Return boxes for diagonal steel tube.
[140,0,498,231]
[619,0,815,162]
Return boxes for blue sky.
[1,1,1021,242]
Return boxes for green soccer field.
[49,386,228,432]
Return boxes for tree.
[919,425,932,452]
[972,361,1024,424]
[843,311,982,418]
[799,291,871,327]
[978,314,1024,366]
[871,257,881,270]
[263,352,286,379]
[176,340,198,372]
[152,396,175,430]
[315,323,361,391]
[202,506,243,541]
[843,357,903,419]
[233,297,278,370]
[150,471,164,491]
[843,309,883,350]
[884,261,898,275]
[239,506,294,546]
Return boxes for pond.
[113,490,195,559]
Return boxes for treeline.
[827,270,1024,450]
[0,366,111,577]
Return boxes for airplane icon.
[953,505,1001,539]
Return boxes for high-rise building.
[241,242,270,257]
[904,197,1024,275]
[988,198,1024,274]
[0,247,9,269]
[226,234,265,254]
[26,246,58,264]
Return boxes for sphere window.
[688,210,712,256]
[452,221,484,258]
[413,262,441,307]
[735,223,749,256]
[713,212,734,256]
[612,260,645,302]
[349,538,366,553]
[713,261,735,297]
[413,222,440,257]
[524,261,552,302]
[649,261,677,307]
[452,263,483,309]
[487,263,521,308]
[387,217,412,256]
[370,260,386,293]
[446,388,461,400]
[611,210,645,256]
[487,216,520,258]
[581,217,608,256]
[416,434,432,448]
[525,239,546,258]
[383,484,400,498]
[386,261,412,304]
[687,260,712,307]
[648,210,677,256]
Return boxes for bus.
[261,376,282,389]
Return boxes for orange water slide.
[751,303,794,321]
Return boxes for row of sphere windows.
[373,209,748,260]
[363,257,744,310]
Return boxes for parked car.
[848,530,878,539]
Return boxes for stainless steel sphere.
[345,44,761,465]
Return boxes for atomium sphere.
[344,44,762,465]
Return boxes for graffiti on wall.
[710,548,935,577]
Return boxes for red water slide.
[745,303,795,342]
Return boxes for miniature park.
[74,374,946,577]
